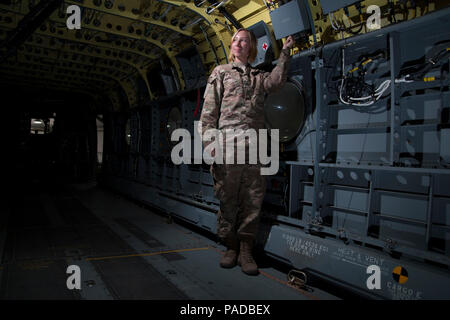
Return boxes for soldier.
[200,28,294,275]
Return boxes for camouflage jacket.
[200,48,291,140]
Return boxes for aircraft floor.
[0,183,340,300]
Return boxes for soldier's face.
[231,31,251,62]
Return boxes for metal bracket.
[311,59,324,70]
[287,269,308,288]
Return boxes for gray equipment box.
[320,0,360,14]
[248,21,276,67]
[269,0,311,40]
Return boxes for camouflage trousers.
[210,163,266,243]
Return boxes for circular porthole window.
[264,79,306,143]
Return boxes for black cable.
[329,4,365,36]
[401,0,409,19]
[337,46,393,110]
[399,42,450,80]
[346,22,364,35]
[346,3,364,35]
[388,0,397,23]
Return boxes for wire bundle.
[339,77,391,107]
[338,48,391,107]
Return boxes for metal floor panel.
[114,218,186,262]
[7,195,51,230]
[114,218,165,249]
[90,257,188,300]
[0,259,80,300]
[0,185,341,300]
[74,186,340,300]
[2,228,55,262]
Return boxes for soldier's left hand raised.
[282,36,295,50]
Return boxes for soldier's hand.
[282,36,295,50]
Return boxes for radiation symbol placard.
[392,266,408,284]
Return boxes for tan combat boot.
[219,238,239,268]
[238,240,259,275]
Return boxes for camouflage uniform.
[200,48,291,244]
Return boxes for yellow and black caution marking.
[392,266,409,284]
